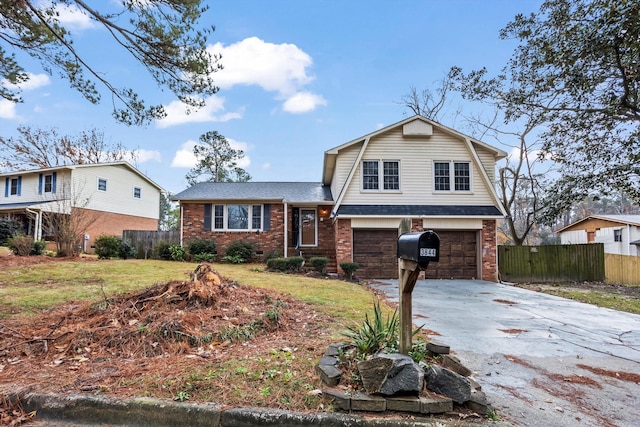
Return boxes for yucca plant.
[341,298,399,356]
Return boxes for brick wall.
[181,202,286,259]
[78,208,158,253]
[334,218,352,273]
[481,219,498,281]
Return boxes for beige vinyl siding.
[331,142,362,201]
[339,127,495,206]
[73,165,160,219]
[474,144,498,183]
[351,218,402,228]
[422,218,483,229]
[3,170,73,205]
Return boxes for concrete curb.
[16,392,509,426]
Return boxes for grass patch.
[543,289,640,315]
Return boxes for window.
[44,174,53,193]
[212,204,266,230]
[362,160,379,190]
[214,205,224,229]
[362,160,400,191]
[614,229,622,242]
[10,178,19,195]
[434,161,471,192]
[97,178,107,192]
[252,205,262,229]
[383,161,399,190]
[133,187,141,199]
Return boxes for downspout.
[26,208,42,241]
[284,200,288,258]
[627,224,631,255]
[179,203,184,246]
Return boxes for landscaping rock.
[357,353,424,396]
[442,354,473,377]
[423,364,472,404]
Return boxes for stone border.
[316,342,492,416]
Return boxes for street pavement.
[368,279,640,427]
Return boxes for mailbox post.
[397,230,439,354]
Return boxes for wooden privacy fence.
[122,230,180,259]
[498,244,605,283]
[605,254,640,286]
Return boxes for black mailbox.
[397,230,440,265]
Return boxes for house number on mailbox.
[420,247,437,258]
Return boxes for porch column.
[283,201,288,257]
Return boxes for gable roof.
[0,162,164,192]
[322,115,508,185]
[556,214,640,233]
[172,182,333,204]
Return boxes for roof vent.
[403,120,433,137]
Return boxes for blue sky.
[0,0,544,194]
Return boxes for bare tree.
[39,178,97,256]
[0,126,137,171]
[400,69,460,121]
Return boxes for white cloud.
[51,3,96,30]
[133,149,162,163]
[508,146,551,163]
[208,37,326,113]
[156,96,243,128]
[1,72,51,92]
[283,92,327,114]
[262,162,271,170]
[0,99,19,120]
[171,139,250,169]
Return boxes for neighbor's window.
[133,187,141,199]
[9,177,20,196]
[362,160,400,191]
[434,161,471,192]
[97,178,107,192]
[44,174,53,193]
[213,204,265,230]
[614,229,623,242]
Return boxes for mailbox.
[397,230,440,265]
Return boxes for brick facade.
[334,218,352,274]
[78,208,158,253]
[481,219,498,282]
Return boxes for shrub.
[309,257,328,275]
[168,244,186,261]
[8,235,35,256]
[155,241,173,260]
[339,262,359,280]
[0,217,22,245]
[119,241,137,259]
[341,299,399,356]
[224,240,254,263]
[187,238,217,256]
[222,254,245,264]
[266,256,305,272]
[194,253,216,262]
[94,235,122,259]
[31,239,47,255]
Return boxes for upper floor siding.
[332,126,499,207]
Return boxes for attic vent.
[403,120,433,137]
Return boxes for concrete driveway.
[368,279,640,427]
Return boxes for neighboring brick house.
[173,116,507,281]
[0,162,163,253]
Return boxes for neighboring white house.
[0,162,163,252]
[556,214,640,256]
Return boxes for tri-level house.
[0,162,163,253]
[173,116,507,280]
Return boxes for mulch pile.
[0,262,333,424]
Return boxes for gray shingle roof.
[171,182,333,204]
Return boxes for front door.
[300,209,317,246]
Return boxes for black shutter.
[263,204,271,230]
[203,204,212,231]
[292,207,300,246]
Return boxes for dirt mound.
[0,263,332,412]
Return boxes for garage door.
[353,230,398,279]
[424,230,477,280]
[352,229,478,279]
